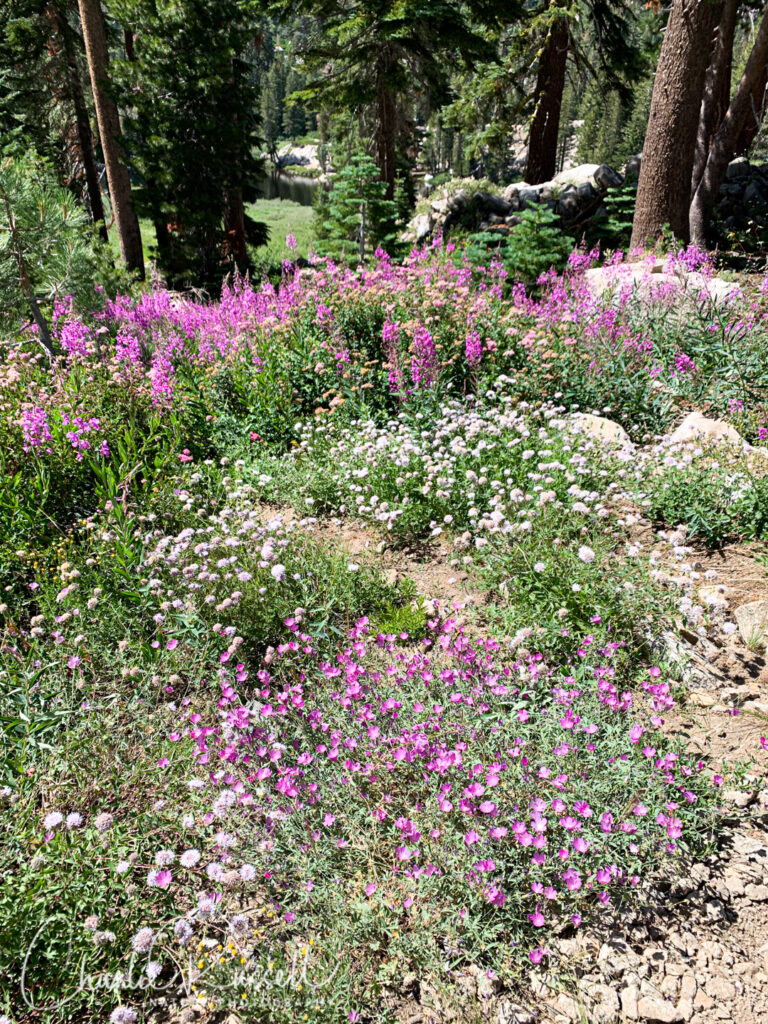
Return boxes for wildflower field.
[2,241,768,1024]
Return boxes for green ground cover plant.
[2,237,767,1022]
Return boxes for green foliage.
[464,205,572,284]
[646,462,768,549]
[588,179,638,252]
[370,594,429,641]
[0,150,115,344]
[317,155,398,258]
[111,0,268,287]
[0,1,72,180]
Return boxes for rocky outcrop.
[668,412,743,446]
[405,159,638,243]
[714,157,768,233]
[584,261,743,307]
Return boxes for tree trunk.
[630,0,724,249]
[735,61,768,155]
[77,0,144,276]
[223,188,247,267]
[526,16,569,185]
[690,3,768,247]
[374,50,397,200]
[691,0,737,195]
[45,3,108,239]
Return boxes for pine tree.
[111,0,267,286]
[77,0,144,276]
[0,149,107,353]
[320,154,397,260]
[289,0,512,198]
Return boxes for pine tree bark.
[45,3,108,239]
[374,49,397,200]
[223,187,247,267]
[691,0,737,196]
[526,16,569,185]
[690,3,768,247]
[77,0,144,276]
[630,0,724,249]
[734,61,768,155]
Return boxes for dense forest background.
[2,0,768,303]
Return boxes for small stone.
[745,883,768,902]
[477,971,497,999]
[705,976,735,1000]
[554,993,581,1021]
[620,984,640,1020]
[497,1002,534,1024]
[584,983,620,1023]
[660,975,679,998]
[668,411,742,446]
[688,690,717,707]
[724,790,754,808]
[679,975,696,1002]
[694,991,714,1010]
[704,898,725,921]
[569,413,632,448]
[637,996,683,1022]
[734,600,768,648]
[701,940,724,960]
[732,834,768,858]
[724,872,745,896]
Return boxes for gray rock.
[497,1002,535,1024]
[553,163,600,186]
[558,193,581,220]
[621,983,640,1019]
[637,995,683,1022]
[569,412,632,447]
[679,975,697,1001]
[518,187,540,205]
[412,213,433,242]
[723,789,754,808]
[594,163,624,189]
[704,898,725,921]
[734,600,768,648]
[477,191,511,217]
[577,181,599,201]
[744,180,765,204]
[448,189,469,211]
[624,154,642,180]
[745,883,768,902]
[704,976,735,1000]
[725,157,751,180]
[732,833,768,858]
[724,871,745,896]
[668,411,742,446]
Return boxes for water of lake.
[257,172,319,206]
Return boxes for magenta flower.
[527,906,545,927]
